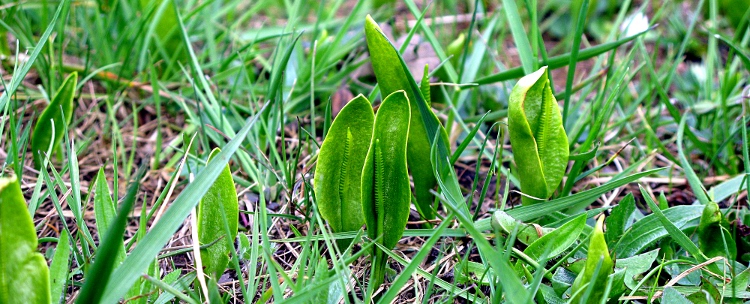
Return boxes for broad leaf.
[197,148,240,279]
[361,90,411,288]
[0,176,50,303]
[314,95,373,237]
[508,66,569,205]
[364,15,449,219]
[94,168,125,264]
[615,249,659,290]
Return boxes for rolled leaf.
[570,216,613,303]
[361,90,411,288]
[0,176,50,303]
[508,66,568,205]
[314,95,374,238]
[364,16,449,219]
[31,72,78,168]
[197,148,240,279]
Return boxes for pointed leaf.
[605,193,636,246]
[197,148,240,279]
[94,168,126,265]
[365,15,449,219]
[31,72,78,168]
[523,213,585,260]
[570,216,613,303]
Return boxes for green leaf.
[0,0,64,111]
[697,201,736,259]
[570,216,613,303]
[314,95,373,237]
[678,116,710,205]
[49,232,71,304]
[508,66,569,205]
[77,167,146,304]
[614,205,703,258]
[0,176,50,304]
[523,213,585,261]
[198,148,240,279]
[101,102,263,302]
[364,15,449,219]
[615,249,659,290]
[93,168,125,264]
[501,0,535,74]
[31,72,78,168]
[140,0,185,66]
[605,193,636,246]
[663,287,694,303]
[639,186,711,266]
[361,90,411,288]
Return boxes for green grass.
[1,0,750,302]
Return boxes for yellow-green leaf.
[508,66,569,205]
[197,148,239,279]
[31,72,78,169]
[570,216,613,303]
[0,176,50,303]
[364,15,450,219]
[361,90,411,287]
[314,95,374,237]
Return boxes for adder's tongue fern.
[360,91,411,289]
[364,15,450,220]
[508,66,569,205]
[313,95,374,247]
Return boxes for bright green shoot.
[508,66,569,205]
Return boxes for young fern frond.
[508,66,569,204]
